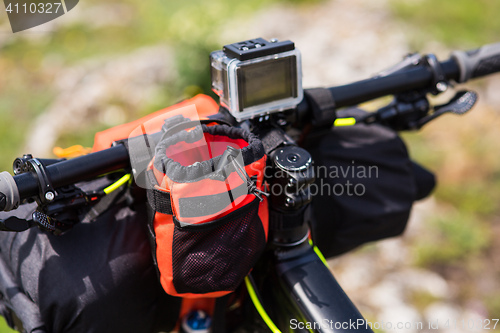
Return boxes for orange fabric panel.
[173,290,233,299]
[158,132,250,167]
[153,213,176,294]
[178,298,216,321]
[151,156,267,224]
[92,94,219,152]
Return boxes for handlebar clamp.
[424,53,449,95]
[20,158,57,205]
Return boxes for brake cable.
[244,241,329,333]
[103,173,132,195]
[244,274,282,333]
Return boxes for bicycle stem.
[250,122,374,332]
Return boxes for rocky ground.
[24,44,176,155]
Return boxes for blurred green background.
[0,0,499,331]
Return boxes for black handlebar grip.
[451,42,500,83]
[0,172,20,212]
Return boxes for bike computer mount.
[211,38,303,122]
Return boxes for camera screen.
[237,56,298,111]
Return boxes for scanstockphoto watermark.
[290,318,424,331]
[290,318,500,331]
[264,161,379,197]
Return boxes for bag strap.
[81,179,131,222]
[146,187,173,215]
[211,294,230,333]
[158,118,232,144]
[146,169,257,220]
[146,170,174,215]
[304,88,336,127]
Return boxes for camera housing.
[210,38,303,121]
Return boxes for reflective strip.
[244,276,282,333]
[308,239,329,267]
[103,174,131,195]
[177,181,249,218]
[334,117,356,126]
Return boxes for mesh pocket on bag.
[171,199,265,294]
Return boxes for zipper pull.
[225,151,269,202]
[217,146,269,201]
[216,146,240,172]
[249,186,269,202]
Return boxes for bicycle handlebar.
[1,42,500,212]
[0,145,130,212]
[327,42,500,109]
[327,59,459,108]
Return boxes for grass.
[390,0,500,318]
[0,319,12,333]
[0,0,292,172]
[413,211,491,267]
[408,291,440,313]
[390,0,500,49]
[485,295,500,320]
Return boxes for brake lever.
[416,90,477,128]
[0,208,79,234]
[0,216,35,232]
[375,53,423,77]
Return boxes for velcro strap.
[304,88,336,127]
[252,126,295,156]
[146,169,173,215]
[146,187,173,215]
[259,128,293,155]
[145,170,248,218]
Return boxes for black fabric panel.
[411,161,436,200]
[0,188,180,333]
[212,294,230,333]
[171,201,265,294]
[305,108,422,258]
[147,188,173,215]
[304,88,337,127]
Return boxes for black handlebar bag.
[0,179,181,333]
[304,108,435,258]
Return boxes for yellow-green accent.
[244,241,328,333]
[308,239,329,267]
[103,174,132,195]
[244,276,282,333]
[334,117,356,127]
